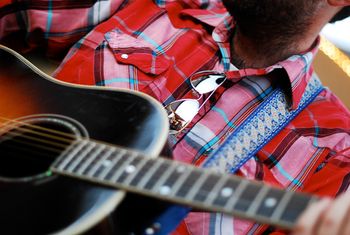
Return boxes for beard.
[222,0,319,43]
[222,0,321,67]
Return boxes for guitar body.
[0,45,170,234]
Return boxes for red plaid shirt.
[2,1,350,234]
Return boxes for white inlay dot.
[145,228,155,235]
[125,165,136,173]
[159,185,171,195]
[102,160,112,167]
[264,197,277,208]
[221,187,233,197]
[176,165,186,173]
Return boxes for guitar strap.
[150,73,324,235]
[202,73,324,173]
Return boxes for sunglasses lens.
[191,72,226,94]
[165,99,200,132]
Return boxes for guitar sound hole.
[0,119,77,179]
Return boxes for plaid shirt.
[2,1,350,234]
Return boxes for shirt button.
[121,54,129,59]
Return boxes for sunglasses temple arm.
[197,89,217,113]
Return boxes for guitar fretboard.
[51,140,318,229]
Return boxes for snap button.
[121,54,129,59]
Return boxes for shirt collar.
[275,39,319,109]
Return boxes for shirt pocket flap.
[105,30,169,75]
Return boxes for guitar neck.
[51,139,318,230]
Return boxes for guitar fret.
[52,140,82,169]
[174,169,202,198]
[91,147,117,178]
[279,192,314,225]
[148,163,178,194]
[224,180,249,210]
[246,185,270,215]
[118,156,149,185]
[270,191,294,221]
[57,140,88,170]
[77,144,106,175]
[212,177,241,207]
[100,148,127,179]
[129,158,163,188]
[113,156,143,183]
[203,175,230,205]
[255,187,286,219]
[185,172,209,201]
[155,164,188,197]
[193,173,223,203]
[167,166,192,197]
[108,152,138,182]
[143,160,173,190]
[232,183,261,212]
[64,142,97,171]
[86,145,116,177]
[66,142,98,172]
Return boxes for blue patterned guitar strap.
[150,73,324,235]
[202,73,324,172]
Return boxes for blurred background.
[314,16,350,108]
[322,17,350,57]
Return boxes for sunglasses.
[165,68,269,134]
[165,71,226,134]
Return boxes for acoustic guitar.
[0,45,318,235]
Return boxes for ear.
[328,0,350,7]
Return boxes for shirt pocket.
[105,29,170,76]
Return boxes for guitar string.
[2,128,70,148]
[0,116,142,160]
[0,120,76,150]
[0,116,80,154]
[1,120,75,144]
[0,128,68,154]
[0,115,90,147]
[0,116,78,141]
[0,116,146,152]
[0,116,150,165]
